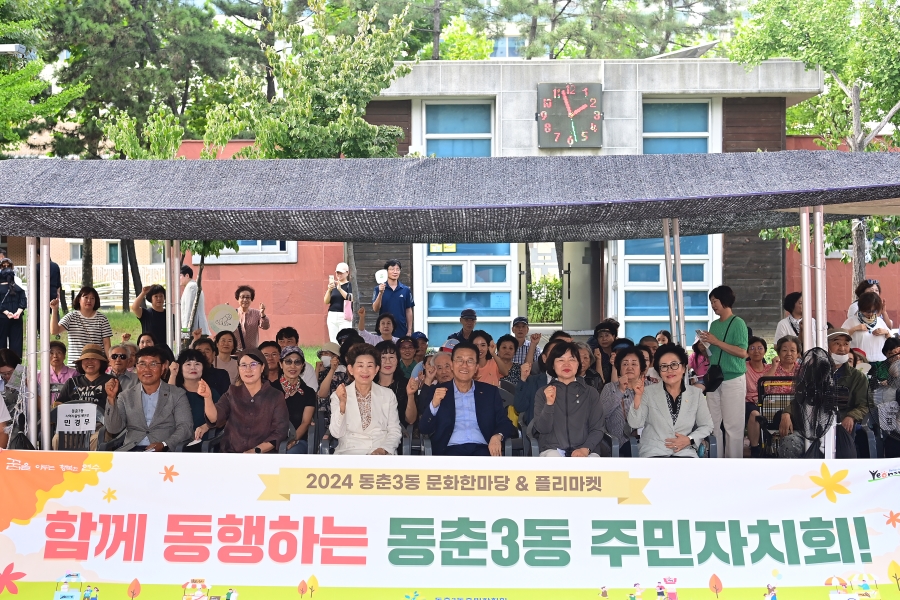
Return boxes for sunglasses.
[866,279,879,285]
[110,353,128,360]
[282,358,304,366]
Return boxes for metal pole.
[25,237,37,446]
[672,218,687,349]
[662,219,678,341]
[39,238,51,449]
[163,240,173,352]
[799,208,814,354]
[172,240,182,352]
[813,206,828,350]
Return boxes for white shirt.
[841,316,889,361]
[180,280,209,335]
[774,316,816,343]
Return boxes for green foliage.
[202,0,414,160]
[428,16,492,60]
[760,216,900,267]
[45,0,233,157]
[103,106,184,160]
[527,275,562,324]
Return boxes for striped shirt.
[513,340,541,366]
[58,311,113,366]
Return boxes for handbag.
[703,316,735,394]
[342,286,354,321]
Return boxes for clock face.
[536,82,603,148]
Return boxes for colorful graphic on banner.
[0,451,899,600]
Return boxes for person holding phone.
[324,262,353,343]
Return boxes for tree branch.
[829,70,852,99]
[863,97,900,148]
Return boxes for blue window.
[624,291,709,317]
[426,139,492,158]
[428,321,511,344]
[431,265,463,283]
[491,37,522,58]
[474,265,507,283]
[624,236,708,256]
[643,103,709,133]
[428,244,510,256]
[426,105,491,134]
[628,264,659,282]
[428,292,511,317]
[644,138,708,154]
[680,264,704,282]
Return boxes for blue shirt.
[138,386,160,446]
[430,381,487,446]
[513,340,542,366]
[372,281,415,335]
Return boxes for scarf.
[788,315,801,335]
[279,376,302,399]
[664,387,683,425]
[857,311,877,333]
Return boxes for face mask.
[831,353,850,365]
[321,356,331,367]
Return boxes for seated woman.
[600,346,646,457]
[576,341,605,393]
[171,349,220,431]
[213,330,239,382]
[329,344,402,455]
[38,341,77,404]
[765,336,801,393]
[198,350,289,453]
[271,346,317,454]
[472,330,500,387]
[744,336,769,458]
[532,341,606,457]
[52,344,115,450]
[374,340,418,428]
[627,343,713,458]
[495,334,522,384]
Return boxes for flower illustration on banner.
[0,562,25,594]
[810,463,850,503]
[885,511,900,528]
[160,465,179,482]
[102,488,117,503]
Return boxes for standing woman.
[848,279,893,329]
[842,291,892,361]
[698,285,749,459]
[0,257,26,357]
[324,262,353,343]
[214,330,239,382]
[234,285,269,352]
[50,286,113,367]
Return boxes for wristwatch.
[689,438,696,448]
[254,447,262,454]
[496,433,504,442]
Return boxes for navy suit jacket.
[418,380,514,455]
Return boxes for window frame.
[107,242,120,265]
[422,100,495,157]
[197,240,298,265]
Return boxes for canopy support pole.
[662,219,678,342]
[673,218,687,348]
[171,240,181,352]
[813,206,828,350]
[164,240,173,352]
[799,208,814,354]
[39,238,51,450]
[25,237,37,446]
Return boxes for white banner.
[54,405,96,434]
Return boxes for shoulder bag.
[703,316,735,394]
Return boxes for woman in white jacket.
[330,343,402,455]
[627,343,713,458]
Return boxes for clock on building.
[536,83,603,148]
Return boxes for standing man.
[511,317,542,366]
[180,266,208,336]
[372,259,414,337]
[448,309,478,342]
[418,341,513,456]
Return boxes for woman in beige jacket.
[330,344,402,455]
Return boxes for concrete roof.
[0,151,896,241]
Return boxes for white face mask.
[321,356,331,367]
[831,353,850,365]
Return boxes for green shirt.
[708,315,748,381]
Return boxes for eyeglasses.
[748,345,766,352]
[110,353,128,360]
[136,361,161,369]
[453,358,477,366]
[239,362,262,370]
[238,295,252,300]
[282,359,304,366]
[658,361,684,372]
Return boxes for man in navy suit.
[418,341,514,456]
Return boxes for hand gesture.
[698,330,718,346]
[544,385,557,405]
[632,378,645,403]
[664,432,691,452]
[315,361,324,375]
[336,383,348,413]
[105,378,120,403]
[406,377,420,396]
[488,434,502,457]
[530,332,542,345]
[431,386,447,408]
[424,361,435,379]
[122,332,131,342]
[378,283,386,293]
[141,286,151,296]
[191,328,202,341]
[327,281,336,291]
[571,448,590,457]
[259,303,266,317]
[358,306,365,318]
[779,413,793,438]
[489,340,496,356]
[169,362,180,378]
[194,423,209,441]
[197,379,212,401]
[841,416,855,433]
[874,328,891,337]
[520,361,532,381]
[771,355,781,369]
[50,298,59,309]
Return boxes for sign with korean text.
[55,404,96,433]
[1,451,898,599]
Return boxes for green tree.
[428,15,492,60]
[45,0,232,158]
[730,0,900,292]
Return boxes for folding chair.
[872,386,900,458]
[755,377,795,457]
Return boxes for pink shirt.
[688,352,709,377]
[235,308,270,351]
[745,363,767,403]
[39,365,78,403]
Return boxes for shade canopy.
[3,150,898,241]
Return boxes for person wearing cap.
[774,292,816,342]
[357,307,399,345]
[408,332,430,379]
[449,309,478,342]
[396,336,419,379]
[372,259,414,337]
[590,319,620,384]
[271,346,317,454]
[324,262,354,343]
[512,317,542,367]
[104,345,193,452]
[0,257,26,357]
[52,344,116,450]
[841,291,891,362]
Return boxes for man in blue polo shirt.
[372,259,415,336]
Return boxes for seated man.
[418,341,513,456]
[104,346,193,451]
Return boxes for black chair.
[96,426,126,451]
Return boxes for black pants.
[445,443,490,456]
[0,313,23,357]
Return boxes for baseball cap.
[827,328,852,342]
[611,338,635,351]
[397,336,416,348]
[335,262,349,273]
[411,332,428,342]
[460,308,478,320]
[440,339,460,353]
[513,317,529,326]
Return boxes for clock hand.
[571,120,577,143]
[561,91,573,117]
[571,103,589,116]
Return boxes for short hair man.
[448,309,478,342]
[104,346,193,451]
[511,316,542,366]
[276,327,299,348]
[372,259,415,337]
[180,265,209,336]
[418,342,513,456]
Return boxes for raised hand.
[141,286,151,296]
[191,328,202,341]
[632,378,645,406]
[378,283,386,293]
[530,332,542,345]
[544,385,557,405]
[431,386,447,407]
[358,306,365,318]
[259,303,266,317]
[197,379,212,400]
[49,298,59,309]
[105,378,120,403]
[406,377,421,396]
[169,362,180,378]
[520,362,532,381]
[337,383,348,413]
[327,281,336,291]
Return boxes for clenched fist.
[520,362,532,381]
[197,379,212,400]
[544,385,557,405]
[337,383,348,414]
[105,378,120,403]
[431,386,447,408]
[530,332,542,345]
